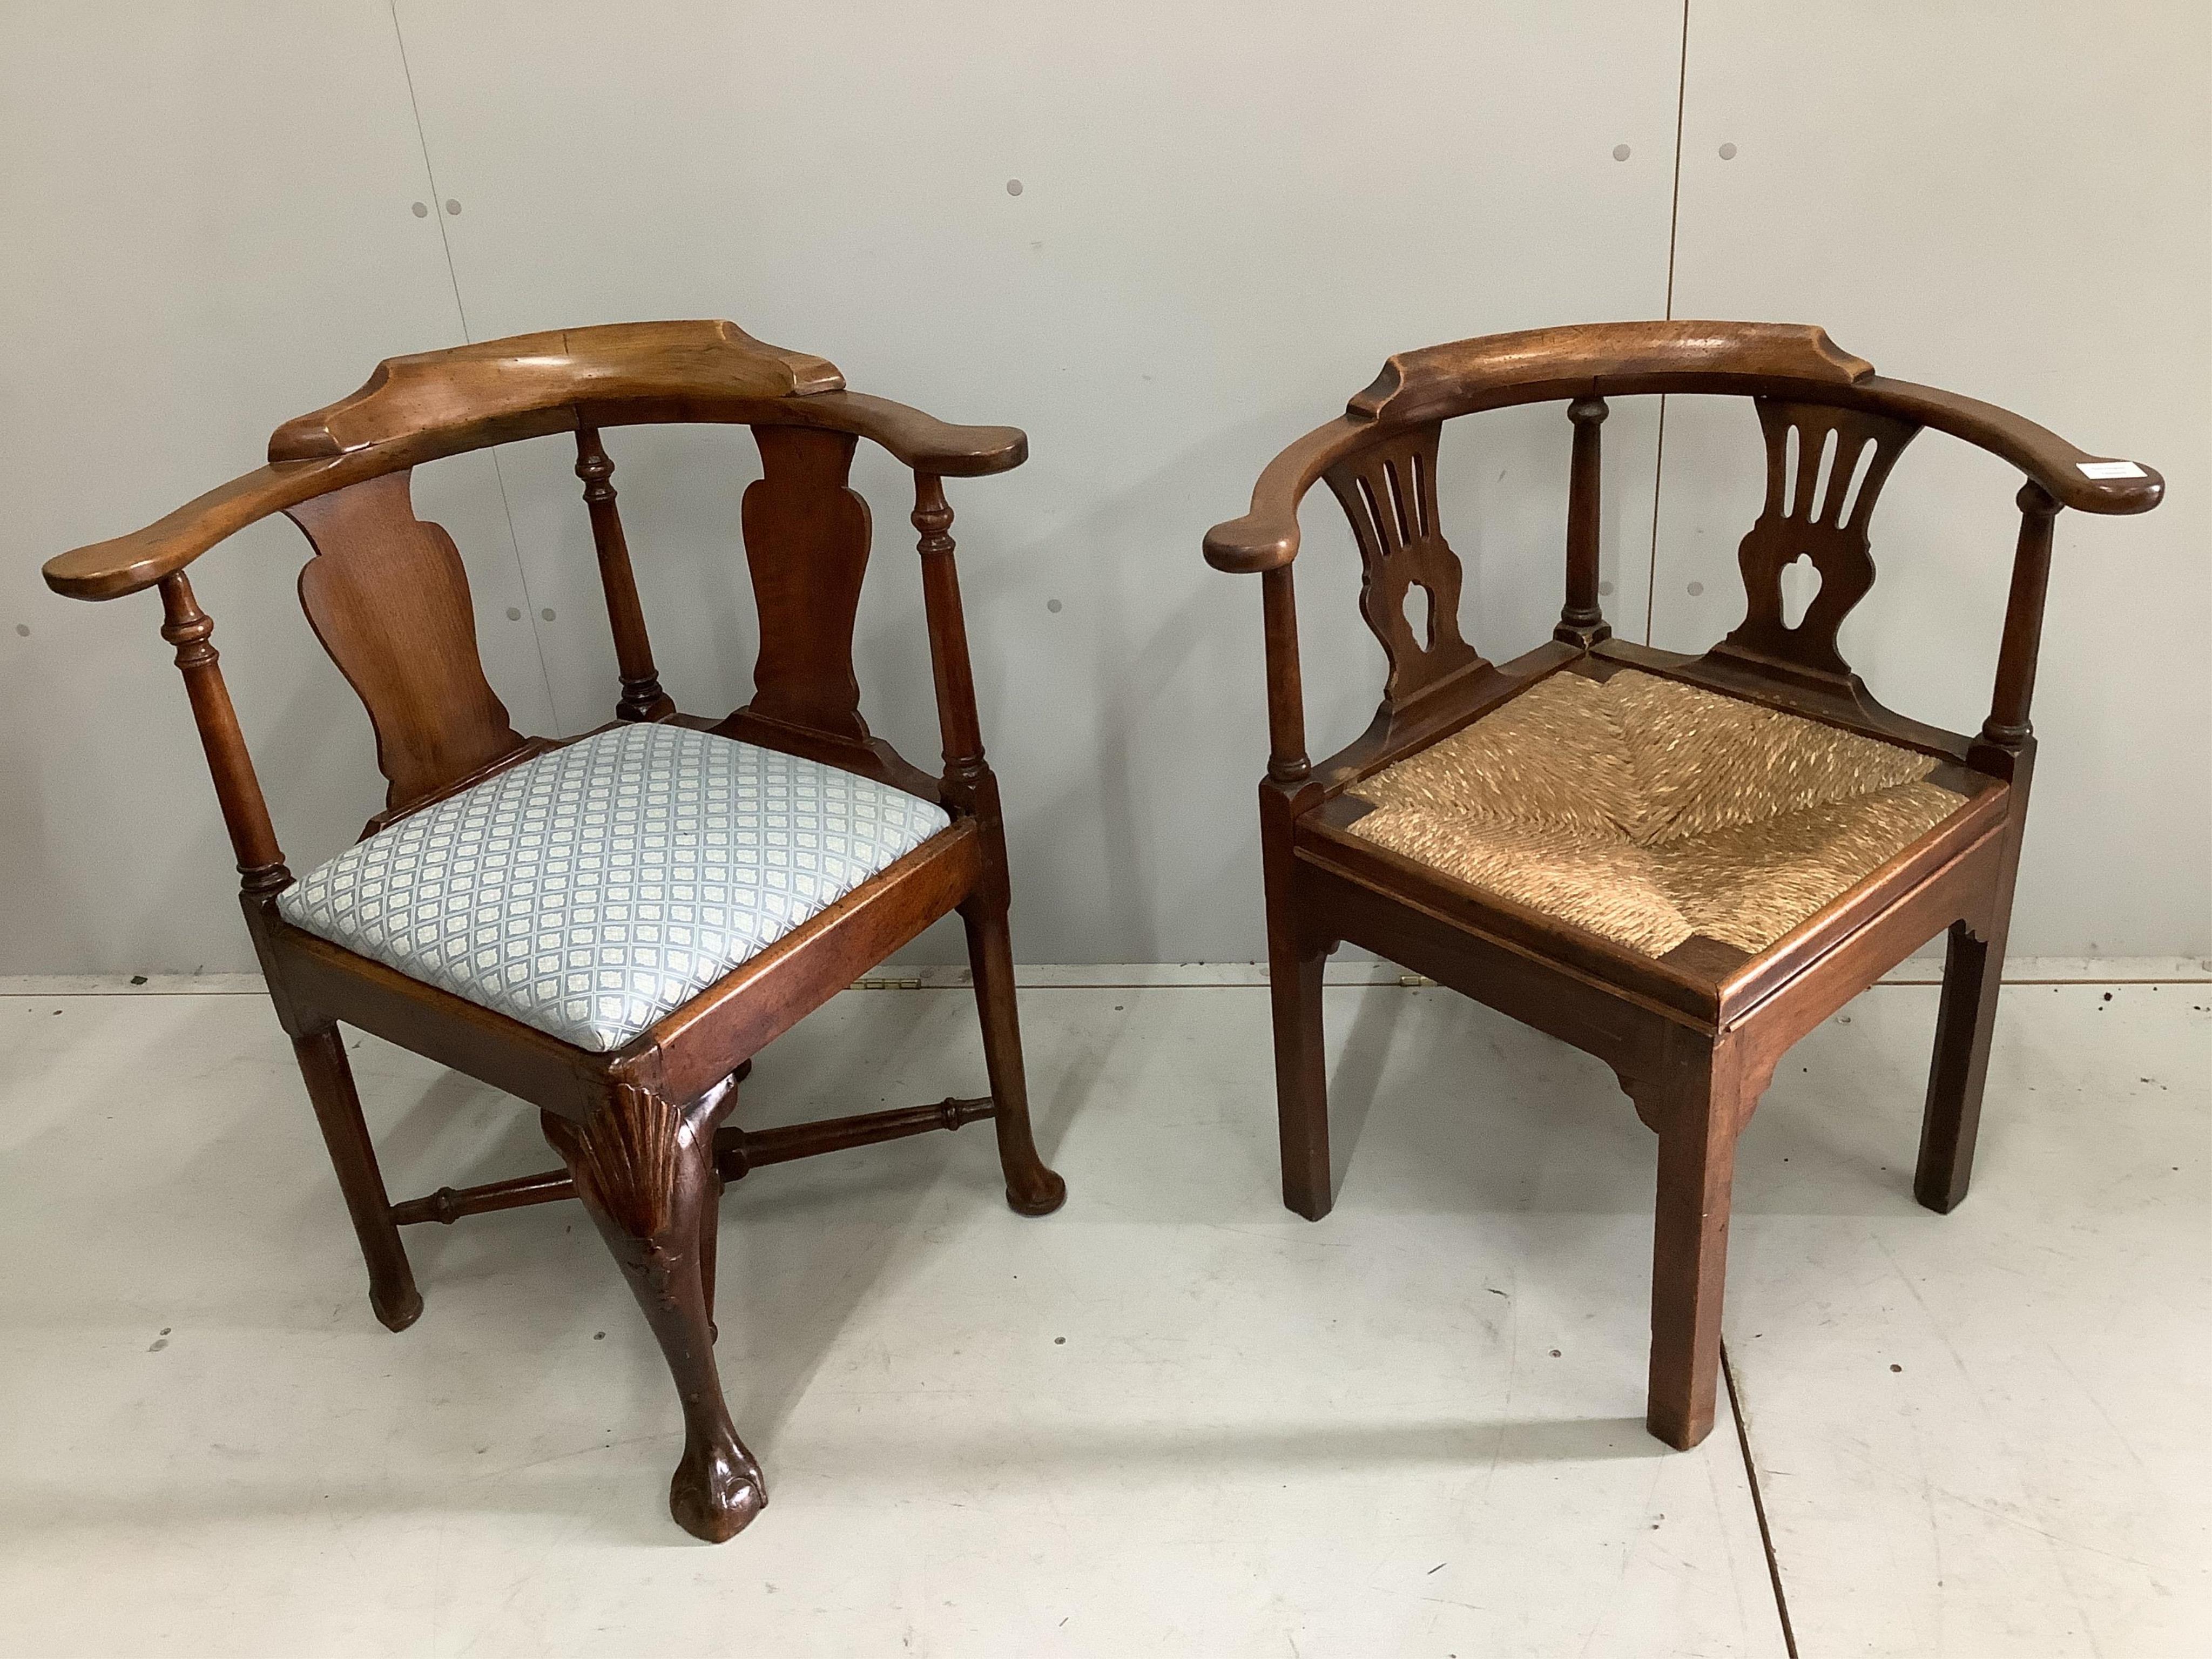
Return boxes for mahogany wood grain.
[269,319,839,461]
[641,825,984,1103]
[714,1094,998,1179]
[1350,319,1873,426]
[293,1023,421,1332]
[1555,396,1612,649]
[913,476,984,792]
[157,574,289,894]
[1203,321,2161,577]
[965,898,1066,1216]
[46,326,1027,602]
[1265,804,1332,1218]
[742,427,872,745]
[1918,740,2036,1211]
[1323,421,1488,710]
[574,427,675,722]
[288,470,527,812]
[1984,484,2058,746]
[1701,399,1919,696]
[390,1166,576,1228]
[543,1083,763,1541]
[1208,318,2164,1451]
[43,319,1061,1543]
[1642,1031,1750,1450]
[387,1076,1027,1234]
[909,473,1062,1215]
[1259,567,1311,783]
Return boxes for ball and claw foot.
[670,1435,768,1543]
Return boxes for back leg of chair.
[291,1023,422,1333]
[962,898,1067,1216]
[544,1087,764,1543]
[1916,916,2010,1213]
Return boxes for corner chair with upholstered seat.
[1204,320,2162,1452]
[43,320,1066,1542]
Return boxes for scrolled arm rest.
[44,456,360,601]
[44,392,1024,605]
[1857,377,2163,515]
[1204,417,1374,574]
[807,391,1026,477]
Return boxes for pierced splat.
[1704,399,1919,692]
[288,470,527,814]
[1323,422,1487,709]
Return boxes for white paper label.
[2077,460,2147,480]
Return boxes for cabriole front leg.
[542,1084,764,1542]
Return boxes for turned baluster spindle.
[1261,565,1311,783]
[912,475,987,787]
[575,427,674,722]
[1982,481,2058,748]
[157,572,291,895]
[1555,395,1612,648]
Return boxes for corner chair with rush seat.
[42,320,1067,1542]
[1203,320,2162,1451]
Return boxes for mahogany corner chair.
[1203,321,2162,1451]
[43,320,1066,1542]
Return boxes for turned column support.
[575,427,675,723]
[912,474,986,791]
[912,474,1016,907]
[1260,566,1311,783]
[1981,481,2058,750]
[158,572,290,897]
[1555,395,1613,649]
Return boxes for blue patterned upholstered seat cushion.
[278,723,950,1051]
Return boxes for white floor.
[0,970,2203,1657]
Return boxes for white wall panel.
[0,2,556,972]
[389,0,1684,962]
[12,3,2197,972]
[1657,0,2211,955]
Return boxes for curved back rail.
[43,319,1030,899]
[1202,320,2162,784]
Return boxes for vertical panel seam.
[1724,1340,1802,1658]
[384,1,562,729]
[1644,0,1692,645]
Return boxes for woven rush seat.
[1346,668,1967,958]
[280,721,950,1050]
